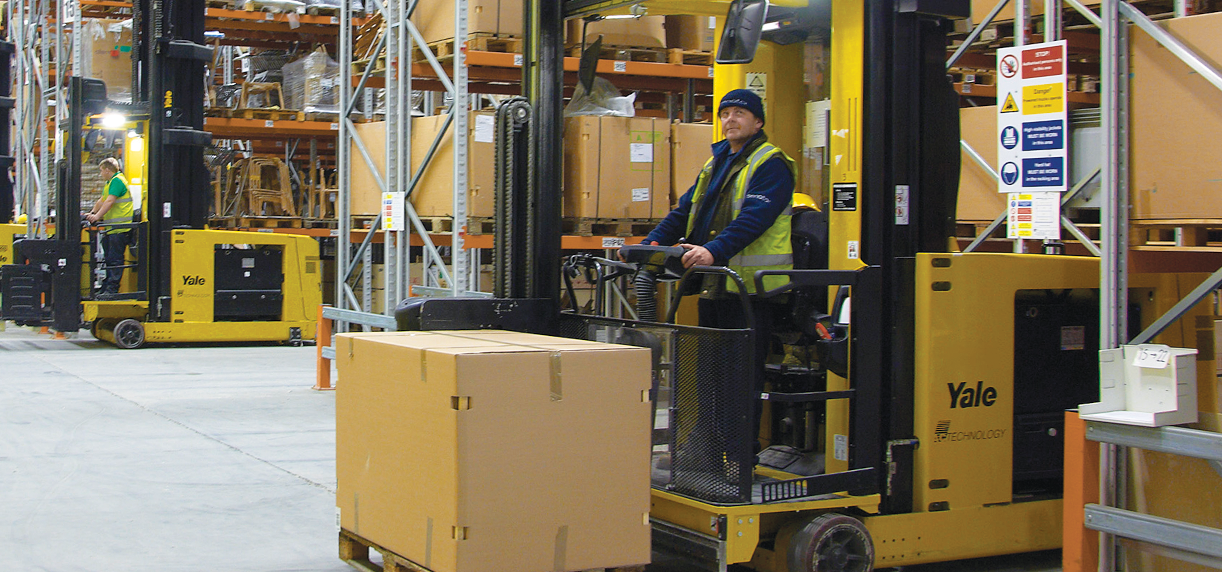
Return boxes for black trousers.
[101,230,132,294]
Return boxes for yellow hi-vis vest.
[102,172,134,234]
[685,141,796,294]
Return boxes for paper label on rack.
[630,143,653,163]
[513,54,524,67]
[1133,346,1171,369]
[602,237,626,249]
[474,115,495,143]
[632,188,650,202]
[614,61,627,73]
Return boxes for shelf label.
[330,16,339,24]
[265,120,274,128]
[708,67,714,78]
[613,61,627,73]
[513,54,523,67]
[330,123,339,130]
[1133,346,1171,369]
[602,237,626,249]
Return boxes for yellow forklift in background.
[388,0,1211,570]
[0,0,319,348]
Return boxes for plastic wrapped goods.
[282,47,340,115]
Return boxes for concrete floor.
[0,323,1061,572]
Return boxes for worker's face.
[719,106,763,146]
[100,166,115,179]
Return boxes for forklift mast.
[135,0,213,321]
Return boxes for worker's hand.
[85,213,100,224]
[678,243,713,268]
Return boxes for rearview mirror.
[716,0,766,64]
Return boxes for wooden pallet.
[568,44,667,63]
[563,217,658,237]
[205,0,232,8]
[414,33,523,64]
[303,110,340,122]
[304,3,340,15]
[465,217,497,235]
[339,529,646,572]
[225,108,303,121]
[352,55,386,77]
[1131,219,1222,249]
[227,215,304,229]
[667,48,713,66]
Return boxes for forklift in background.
[0,0,320,348]
[385,0,1208,570]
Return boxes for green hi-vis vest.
[103,172,134,234]
[686,141,796,294]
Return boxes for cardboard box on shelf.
[670,122,714,208]
[566,16,666,48]
[564,115,671,220]
[348,112,496,218]
[335,330,652,572]
[971,0,1099,25]
[1130,11,1222,220]
[956,105,1007,222]
[413,0,523,46]
[82,19,133,100]
[665,15,717,52]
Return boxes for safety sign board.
[746,72,767,103]
[998,40,1067,239]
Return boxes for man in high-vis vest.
[642,89,796,339]
[86,157,135,297]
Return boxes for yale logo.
[182,275,206,286]
[948,381,997,409]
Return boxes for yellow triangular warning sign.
[1001,93,1019,113]
[748,76,765,88]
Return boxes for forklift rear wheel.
[786,512,874,572]
[90,319,116,340]
[113,319,145,350]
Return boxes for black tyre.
[90,319,116,341]
[113,319,145,350]
[787,513,874,572]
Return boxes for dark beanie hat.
[719,89,765,125]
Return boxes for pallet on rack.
[339,529,646,572]
[352,55,386,77]
[465,217,497,235]
[567,44,667,63]
[414,33,523,63]
[205,0,233,8]
[354,12,385,60]
[563,217,659,237]
[303,110,339,122]
[225,108,303,121]
[667,48,713,66]
[232,215,304,229]
[1131,219,1222,249]
[303,3,340,16]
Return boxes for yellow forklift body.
[0,224,21,266]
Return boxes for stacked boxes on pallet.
[565,17,667,48]
[282,47,340,117]
[413,0,523,44]
[81,19,133,102]
[335,330,652,572]
[563,116,671,220]
[670,121,714,208]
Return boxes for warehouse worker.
[85,157,135,297]
[640,88,795,336]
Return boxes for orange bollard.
[1063,410,1099,572]
[314,304,334,391]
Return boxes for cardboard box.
[566,16,666,48]
[956,105,1008,222]
[670,122,714,208]
[335,330,652,572]
[665,15,717,52]
[82,19,133,100]
[971,0,1099,25]
[413,0,523,45]
[410,111,497,218]
[348,112,496,218]
[564,116,671,219]
[1130,11,1222,220]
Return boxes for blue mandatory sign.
[1000,161,1020,186]
[1022,119,1065,151]
[1022,157,1064,187]
[1000,125,1019,149]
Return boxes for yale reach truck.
[0,0,320,348]
[379,1,1202,571]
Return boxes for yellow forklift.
[0,0,319,348]
[378,0,1198,570]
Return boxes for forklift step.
[339,529,645,572]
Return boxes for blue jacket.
[644,131,795,264]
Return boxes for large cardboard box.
[335,330,652,572]
[348,112,496,218]
[413,0,523,45]
[82,19,133,100]
[410,111,497,218]
[564,116,671,219]
[1130,11,1222,220]
[665,15,717,52]
[670,121,714,208]
[956,105,1008,221]
[971,0,1099,25]
[566,16,666,48]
